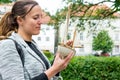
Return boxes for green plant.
[43,50,54,63]
[61,56,120,80]
[92,30,114,54]
[0,0,16,3]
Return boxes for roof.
[61,4,120,18]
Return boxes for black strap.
[9,39,24,67]
[25,41,49,69]
[8,39,32,79]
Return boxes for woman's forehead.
[26,5,42,16]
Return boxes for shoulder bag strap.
[8,38,24,67]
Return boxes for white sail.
[71,24,83,48]
[59,2,83,48]
[73,30,83,48]
[60,3,72,44]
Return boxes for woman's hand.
[45,40,74,79]
[52,51,74,71]
[45,51,74,79]
[66,40,73,47]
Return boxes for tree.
[47,0,120,49]
[0,0,16,4]
[92,30,114,55]
[48,11,64,52]
[49,0,120,32]
[49,0,120,34]
[48,0,117,49]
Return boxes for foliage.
[46,0,120,48]
[0,0,16,3]
[61,56,120,80]
[61,0,120,18]
[48,0,119,38]
[43,50,54,63]
[114,0,120,11]
[92,30,114,53]
[49,0,120,27]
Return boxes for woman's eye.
[33,15,42,20]
[33,17,38,20]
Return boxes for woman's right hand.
[45,51,74,79]
[52,51,74,72]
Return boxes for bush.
[61,56,120,80]
[43,50,54,63]
[43,50,52,58]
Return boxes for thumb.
[55,52,61,58]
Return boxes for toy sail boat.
[57,3,83,58]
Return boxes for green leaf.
[92,30,114,53]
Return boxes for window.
[92,33,96,38]
[115,45,119,52]
[46,37,50,41]
[115,33,119,41]
[37,37,41,41]
[79,47,84,52]
[46,27,50,30]
[80,33,83,40]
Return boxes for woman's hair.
[0,0,38,40]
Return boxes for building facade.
[59,19,120,56]
[32,25,55,53]
[0,3,12,20]
[1,3,120,56]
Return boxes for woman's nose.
[38,19,42,25]
[40,16,51,24]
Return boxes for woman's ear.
[16,16,24,26]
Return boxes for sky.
[35,0,64,15]
[35,0,114,15]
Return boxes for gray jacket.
[0,32,59,80]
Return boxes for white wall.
[32,25,55,53]
[32,19,120,56]
[62,19,120,56]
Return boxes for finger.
[55,52,60,58]
[66,40,73,46]
[64,51,74,63]
[67,40,72,44]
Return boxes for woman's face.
[19,5,42,35]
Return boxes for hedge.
[61,56,120,80]
[43,50,54,63]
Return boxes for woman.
[0,0,74,80]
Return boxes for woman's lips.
[36,27,40,30]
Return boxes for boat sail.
[60,3,71,45]
[58,3,83,58]
[59,3,83,48]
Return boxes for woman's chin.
[33,31,40,35]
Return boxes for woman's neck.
[17,30,32,42]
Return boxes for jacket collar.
[9,32,33,48]
[9,32,51,69]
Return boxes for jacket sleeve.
[0,40,25,80]
[31,73,48,80]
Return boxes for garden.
[44,50,120,80]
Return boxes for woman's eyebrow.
[34,13,42,17]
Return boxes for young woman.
[0,0,74,80]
